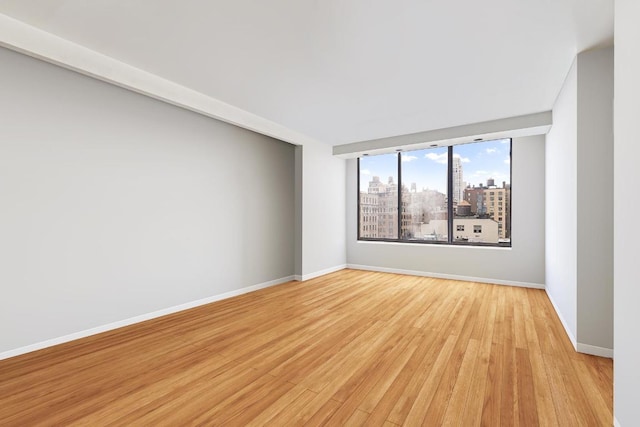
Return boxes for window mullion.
[357,158,361,240]
[397,152,402,241]
[447,146,454,244]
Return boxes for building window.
[358,138,511,246]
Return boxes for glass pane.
[359,153,398,239]
[399,147,448,242]
[454,139,511,245]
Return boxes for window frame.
[357,139,512,248]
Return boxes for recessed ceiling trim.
[332,111,552,159]
[0,13,319,147]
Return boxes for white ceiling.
[0,0,613,145]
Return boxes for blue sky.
[359,138,511,193]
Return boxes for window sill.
[356,239,512,250]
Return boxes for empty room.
[1,1,638,425]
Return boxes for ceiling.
[0,0,613,146]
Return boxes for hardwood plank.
[357,330,424,414]
[522,288,559,426]
[401,334,458,425]
[481,342,504,426]
[382,285,476,425]
[193,375,296,425]
[325,328,423,424]
[0,269,612,426]
[252,386,318,426]
[461,287,497,426]
[303,398,342,427]
[344,409,371,427]
[440,338,481,425]
[572,359,613,426]
[516,348,540,426]
[500,287,519,426]
[418,286,487,425]
[542,351,580,426]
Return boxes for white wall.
[614,0,640,424]
[346,135,545,286]
[545,47,614,355]
[299,141,347,279]
[576,47,614,352]
[546,60,579,343]
[0,47,295,355]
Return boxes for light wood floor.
[0,270,612,426]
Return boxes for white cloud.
[501,139,510,144]
[453,153,471,163]
[361,169,371,175]
[486,148,497,154]
[425,152,470,164]
[504,158,511,165]
[425,152,448,164]
[401,154,418,162]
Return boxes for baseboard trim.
[614,416,621,427]
[576,343,613,359]
[346,264,545,289]
[0,275,295,361]
[545,289,578,350]
[295,264,347,282]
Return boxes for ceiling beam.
[333,111,552,158]
[0,13,321,147]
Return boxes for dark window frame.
[357,139,512,248]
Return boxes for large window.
[358,138,511,247]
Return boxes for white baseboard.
[295,264,347,282]
[346,264,545,289]
[614,416,621,427]
[545,289,578,350]
[544,290,614,358]
[576,343,613,359]
[0,275,295,361]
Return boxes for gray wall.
[346,135,545,286]
[294,146,303,277]
[576,47,614,351]
[614,0,640,424]
[0,46,295,354]
[545,46,614,354]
